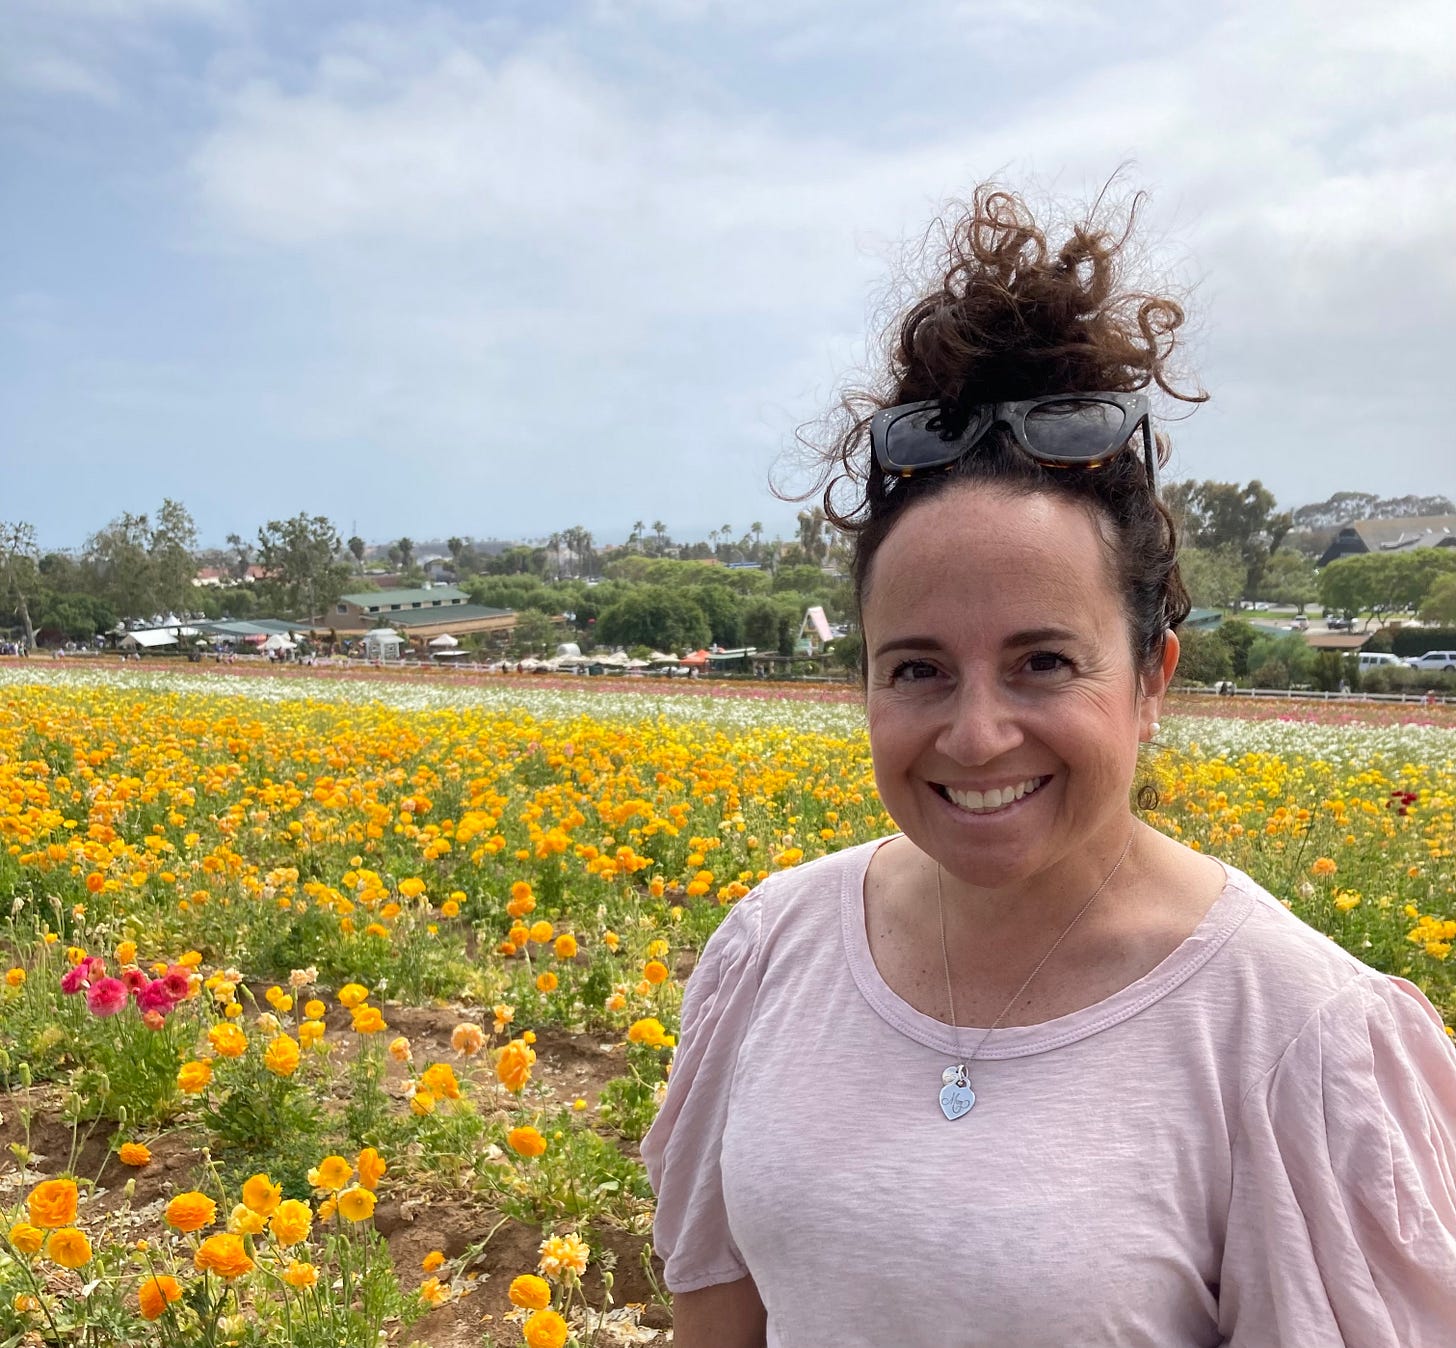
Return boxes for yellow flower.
[421,1249,446,1271]
[537,1232,589,1279]
[493,1003,515,1033]
[228,1203,266,1236]
[138,1274,183,1320]
[178,1059,213,1093]
[118,1142,152,1167]
[241,1173,281,1216]
[264,1034,301,1076]
[308,1156,353,1192]
[627,1017,675,1049]
[8,1223,44,1255]
[337,1185,377,1222]
[27,1179,78,1229]
[553,934,578,960]
[507,1126,548,1157]
[282,1260,318,1288]
[303,999,326,1020]
[269,1199,313,1246]
[535,971,559,993]
[528,920,554,945]
[388,1035,413,1063]
[357,1146,387,1191]
[410,1087,437,1116]
[194,1232,254,1279]
[165,1191,217,1233]
[508,1273,552,1309]
[4,967,24,987]
[523,1307,570,1348]
[337,983,369,1009]
[45,1227,92,1269]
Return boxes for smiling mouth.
[935,776,1049,815]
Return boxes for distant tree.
[85,511,157,619]
[596,587,709,653]
[1259,548,1319,612]
[396,538,415,570]
[1170,626,1232,684]
[255,514,353,620]
[1420,573,1456,626]
[509,608,559,656]
[652,521,668,554]
[348,536,366,571]
[0,520,40,649]
[1166,479,1291,598]
[1317,551,1454,629]
[226,532,254,581]
[796,508,830,566]
[150,498,199,616]
[830,632,863,675]
[1178,546,1247,612]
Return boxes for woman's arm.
[671,1276,768,1348]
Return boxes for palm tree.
[631,520,646,553]
[652,521,668,553]
[397,537,415,570]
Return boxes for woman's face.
[862,485,1176,892]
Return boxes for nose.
[934,678,1024,767]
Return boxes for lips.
[936,775,1048,815]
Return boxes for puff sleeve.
[641,891,764,1293]
[1220,974,1456,1347]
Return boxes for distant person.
[643,183,1456,1347]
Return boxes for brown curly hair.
[809,185,1205,675]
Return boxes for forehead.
[863,487,1121,633]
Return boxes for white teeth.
[944,777,1044,815]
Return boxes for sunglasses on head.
[869,391,1157,490]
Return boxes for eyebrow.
[871,627,1082,661]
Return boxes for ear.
[1139,628,1180,738]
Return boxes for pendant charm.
[939,1063,975,1120]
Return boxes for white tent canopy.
[428,633,459,648]
[262,633,296,651]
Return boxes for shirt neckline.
[839,835,1256,1059]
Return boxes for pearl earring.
[1148,720,1162,739]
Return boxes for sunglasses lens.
[883,405,979,470]
[1023,399,1127,462]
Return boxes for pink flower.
[136,980,176,1015]
[123,968,150,995]
[86,977,128,1017]
[61,964,91,995]
[160,969,191,1000]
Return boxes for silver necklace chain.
[934,831,1134,1119]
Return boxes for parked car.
[1405,650,1456,672]
[1324,615,1352,631]
[1357,652,1405,671]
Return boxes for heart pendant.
[939,1078,975,1120]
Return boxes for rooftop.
[340,586,470,609]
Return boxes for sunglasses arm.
[1140,418,1158,493]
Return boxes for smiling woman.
[642,184,1456,1348]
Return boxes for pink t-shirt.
[642,837,1456,1346]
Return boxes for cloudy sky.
[4,0,1454,552]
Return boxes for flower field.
[1,664,1453,1346]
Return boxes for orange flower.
[528,920,554,945]
[421,1249,446,1271]
[535,971,559,993]
[8,1223,44,1255]
[388,1035,413,1062]
[264,1034,300,1076]
[507,1126,547,1157]
[269,1199,313,1246]
[495,1038,536,1093]
[194,1232,254,1279]
[420,1275,452,1306]
[138,1274,183,1320]
[627,1017,675,1049]
[165,1191,217,1233]
[357,1146,387,1191]
[118,1142,152,1167]
[553,934,578,960]
[450,1023,485,1056]
[1311,857,1338,877]
[208,1022,248,1058]
[420,1062,461,1100]
[45,1227,92,1269]
[642,960,669,985]
[351,1004,387,1034]
[538,1232,590,1279]
[177,1059,213,1093]
[282,1260,318,1288]
[241,1174,281,1216]
[523,1308,570,1348]
[26,1179,78,1229]
[508,1272,552,1310]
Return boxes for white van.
[1357,652,1404,671]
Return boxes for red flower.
[136,980,176,1015]
[86,977,128,1017]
